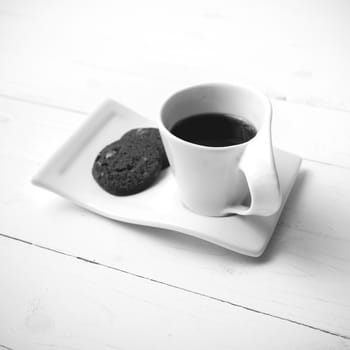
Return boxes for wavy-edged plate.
[32,99,301,257]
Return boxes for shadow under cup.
[158,83,271,217]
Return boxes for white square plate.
[33,99,301,257]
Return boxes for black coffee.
[170,113,257,147]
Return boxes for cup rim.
[158,82,271,151]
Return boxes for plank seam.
[302,157,350,171]
[0,93,87,115]
[0,344,14,350]
[0,232,349,340]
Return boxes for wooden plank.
[0,98,350,337]
[0,0,350,112]
[0,235,348,349]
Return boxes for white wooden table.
[1,1,350,348]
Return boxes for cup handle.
[222,123,282,216]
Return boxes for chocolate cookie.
[92,139,163,196]
[121,128,169,169]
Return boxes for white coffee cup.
[158,83,281,217]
